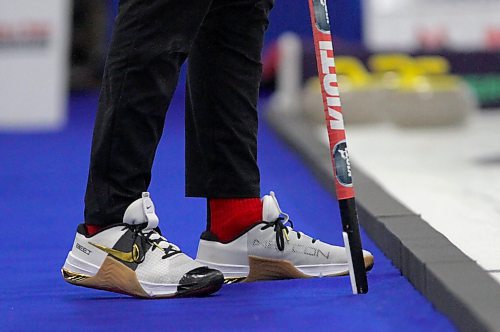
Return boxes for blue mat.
[0,89,455,331]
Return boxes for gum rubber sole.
[245,256,312,282]
[224,255,375,283]
[62,256,223,298]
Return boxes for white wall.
[0,0,70,131]
[363,0,500,52]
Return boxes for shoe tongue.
[262,191,281,222]
[123,192,159,230]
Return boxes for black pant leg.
[85,0,213,226]
[185,0,274,198]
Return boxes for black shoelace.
[126,225,182,263]
[261,217,291,251]
[260,217,317,251]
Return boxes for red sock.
[209,198,263,242]
[85,224,103,236]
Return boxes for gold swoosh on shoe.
[89,242,140,263]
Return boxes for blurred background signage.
[0,0,70,130]
[363,0,500,51]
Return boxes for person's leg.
[187,1,375,282]
[185,0,274,198]
[185,0,274,242]
[63,0,226,299]
[85,0,213,227]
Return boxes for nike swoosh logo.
[89,242,140,263]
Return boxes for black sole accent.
[176,267,224,297]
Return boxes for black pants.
[85,0,274,226]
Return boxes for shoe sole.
[62,256,223,298]
[224,255,374,284]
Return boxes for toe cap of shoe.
[362,250,375,271]
[177,267,224,297]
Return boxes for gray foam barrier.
[266,109,500,332]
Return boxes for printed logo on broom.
[313,0,330,33]
[318,40,344,132]
[333,141,353,187]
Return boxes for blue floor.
[0,89,455,331]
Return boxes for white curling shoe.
[196,192,374,283]
[62,193,223,298]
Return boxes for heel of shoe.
[61,268,91,283]
[63,256,150,298]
